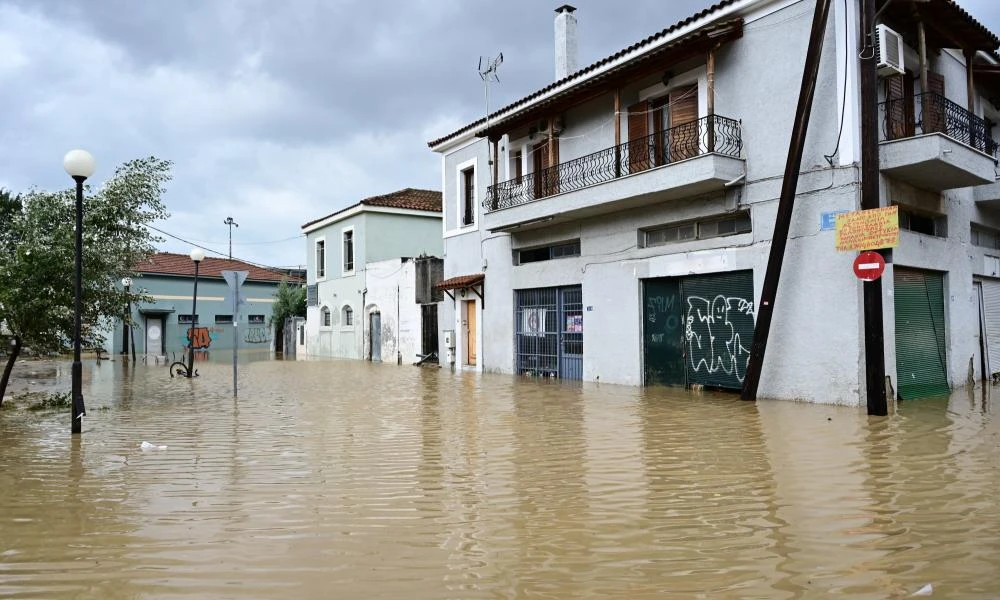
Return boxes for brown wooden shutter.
[669,85,699,160]
[923,72,946,134]
[650,97,667,166]
[533,140,552,198]
[549,136,560,195]
[628,101,650,173]
[885,74,906,140]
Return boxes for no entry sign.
[853,251,885,281]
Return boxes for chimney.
[554,5,578,80]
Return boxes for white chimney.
[554,5,578,80]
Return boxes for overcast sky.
[2,0,999,269]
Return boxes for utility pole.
[859,0,888,416]
[479,52,503,189]
[224,217,238,260]
[741,0,833,401]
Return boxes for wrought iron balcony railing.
[486,114,743,212]
[880,92,998,156]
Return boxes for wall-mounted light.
[460,288,467,298]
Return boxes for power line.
[145,224,298,276]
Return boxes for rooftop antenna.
[479,52,503,185]
[224,216,239,260]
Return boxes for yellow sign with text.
[835,206,899,251]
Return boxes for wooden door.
[465,300,477,366]
[923,72,946,134]
[627,100,650,173]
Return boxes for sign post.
[222,270,249,398]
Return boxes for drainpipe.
[361,287,367,360]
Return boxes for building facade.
[301,188,443,363]
[428,0,1000,404]
[110,253,294,361]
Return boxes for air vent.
[875,24,905,76]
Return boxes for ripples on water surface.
[1,356,998,599]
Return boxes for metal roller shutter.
[643,278,685,386]
[980,280,1000,378]
[680,271,755,390]
[894,269,949,399]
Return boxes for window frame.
[342,226,355,275]
[215,314,234,325]
[516,239,582,265]
[315,237,327,280]
[178,314,198,324]
[342,305,354,328]
[248,314,266,325]
[320,306,332,328]
[641,212,752,248]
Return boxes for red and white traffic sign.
[853,251,885,281]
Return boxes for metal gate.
[370,311,382,362]
[894,268,949,399]
[514,285,583,380]
[643,270,754,390]
[981,279,1000,379]
[421,304,438,357]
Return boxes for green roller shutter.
[643,278,685,386]
[680,271,755,390]
[894,269,949,399]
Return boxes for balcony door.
[666,85,699,161]
[533,138,559,198]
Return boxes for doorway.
[421,304,438,357]
[370,311,382,362]
[893,268,949,399]
[144,315,165,356]
[464,299,477,366]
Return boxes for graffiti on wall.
[182,327,223,349]
[685,295,754,382]
[244,327,271,344]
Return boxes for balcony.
[483,115,744,232]
[879,92,997,191]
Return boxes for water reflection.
[0,358,998,598]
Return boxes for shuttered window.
[669,85,700,161]
[532,137,560,197]
[681,271,755,390]
[627,100,650,173]
[894,268,949,399]
[885,74,908,139]
[923,72,946,134]
[461,167,475,226]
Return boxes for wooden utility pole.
[741,0,832,401]
[860,0,888,415]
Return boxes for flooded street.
[1,357,998,599]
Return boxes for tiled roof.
[301,188,442,230]
[435,273,485,291]
[427,0,740,148]
[136,252,300,283]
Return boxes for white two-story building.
[302,188,443,363]
[428,0,1000,404]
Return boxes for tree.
[269,279,306,353]
[0,157,171,405]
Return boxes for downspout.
[362,287,367,360]
[741,0,833,401]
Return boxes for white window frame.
[341,226,355,276]
[453,157,478,234]
[342,305,355,329]
[314,237,327,281]
[320,305,332,329]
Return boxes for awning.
[138,307,175,315]
[881,0,1000,53]
[435,273,485,307]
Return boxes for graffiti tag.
[684,295,754,383]
[244,327,271,344]
[187,327,213,349]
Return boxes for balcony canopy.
[879,0,1000,53]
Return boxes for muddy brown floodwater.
[1,355,998,599]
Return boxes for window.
[986,255,1000,277]
[321,306,331,327]
[642,212,751,247]
[509,150,523,181]
[972,225,1000,249]
[343,229,354,273]
[899,207,946,237]
[248,314,265,325]
[178,314,198,324]
[517,240,581,265]
[315,239,326,278]
[215,315,233,324]
[462,167,475,226]
[306,284,318,307]
[343,306,354,326]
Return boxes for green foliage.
[270,279,306,328]
[26,391,72,412]
[0,157,171,355]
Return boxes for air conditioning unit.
[875,24,905,76]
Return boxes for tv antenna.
[479,52,503,185]
[223,216,239,259]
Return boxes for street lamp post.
[171,248,205,378]
[63,149,96,435]
[121,277,132,361]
